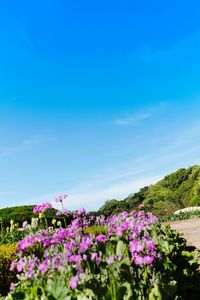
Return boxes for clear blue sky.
[1,0,200,210]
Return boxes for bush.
[0,243,18,296]
[189,196,200,206]
[160,210,200,222]
[84,225,107,235]
[0,206,64,229]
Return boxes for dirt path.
[167,218,200,250]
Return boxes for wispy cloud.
[0,137,41,158]
[113,112,152,126]
[111,102,166,126]
[20,173,163,211]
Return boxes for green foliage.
[0,206,35,228]
[0,243,18,296]
[99,199,127,217]
[84,225,107,235]
[0,206,65,230]
[189,196,200,206]
[0,230,28,245]
[160,210,200,222]
[99,165,200,217]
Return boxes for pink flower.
[55,194,68,203]
[22,221,28,229]
[38,261,49,274]
[10,259,17,271]
[95,234,108,243]
[107,256,114,264]
[79,237,92,253]
[143,255,154,265]
[82,254,87,261]
[134,255,144,266]
[18,236,35,251]
[33,202,52,214]
[69,275,78,289]
[145,239,156,252]
[91,252,97,261]
[10,283,15,291]
[16,260,26,272]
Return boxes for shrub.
[160,210,200,222]
[189,196,200,206]
[0,206,65,229]
[0,243,18,296]
[84,225,107,235]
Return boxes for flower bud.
[52,219,56,225]
[39,212,44,219]
[57,221,62,227]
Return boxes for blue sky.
[1,0,200,210]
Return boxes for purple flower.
[33,202,52,214]
[107,256,114,264]
[55,194,68,203]
[79,237,92,253]
[82,254,88,261]
[69,275,78,289]
[134,255,144,266]
[95,234,108,243]
[22,221,28,229]
[38,261,49,274]
[28,258,36,268]
[10,283,15,291]
[68,255,82,264]
[143,255,154,265]
[145,239,156,252]
[130,240,144,253]
[10,259,17,271]
[16,260,26,272]
[18,236,35,251]
[26,268,35,279]
[91,252,97,261]
[56,209,70,216]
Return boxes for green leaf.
[116,240,127,257]
[148,285,162,300]
[46,276,68,300]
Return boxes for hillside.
[0,205,58,228]
[99,165,200,217]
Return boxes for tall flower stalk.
[55,194,68,227]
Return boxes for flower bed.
[3,207,199,300]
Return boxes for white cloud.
[62,174,164,211]
[111,102,167,126]
[113,112,151,126]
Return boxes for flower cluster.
[54,194,68,203]
[10,209,162,294]
[33,202,52,214]
[56,209,70,216]
[5,204,199,300]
